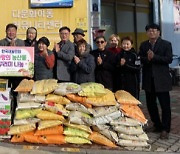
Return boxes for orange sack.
[34,125,63,136]
[11,131,34,143]
[89,131,117,148]
[38,135,66,144]
[66,94,92,108]
[120,104,147,124]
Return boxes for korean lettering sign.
[0,47,34,77]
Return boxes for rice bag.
[89,131,117,148]
[78,82,107,97]
[14,79,34,92]
[34,125,63,136]
[118,133,149,141]
[66,94,92,108]
[65,103,91,114]
[46,94,70,105]
[39,135,66,144]
[31,79,58,95]
[120,104,147,124]
[64,122,92,134]
[36,110,65,121]
[110,117,141,126]
[16,102,42,110]
[38,120,62,130]
[8,124,36,135]
[17,93,45,103]
[86,89,117,106]
[113,125,144,135]
[90,105,119,117]
[44,102,69,116]
[83,110,122,125]
[54,82,81,96]
[117,139,149,147]
[68,111,92,125]
[11,131,34,143]
[115,90,141,105]
[92,125,118,143]
[65,136,91,144]
[13,118,40,125]
[15,108,42,120]
[24,134,40,143]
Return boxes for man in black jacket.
[139,23,173,139]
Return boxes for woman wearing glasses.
[91,36,115,91]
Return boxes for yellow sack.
[86,89,116,106]
[89,131,117,148]
[14,79,34,92]
[31,79,58,95]
[8,124,36,135]
[36,110,65,121]
[38,120,62,130]
[15,108,42,120]
[46,94,70,105]
[115,90,141,105]
[78,82,106,97]
[65,136,91,144]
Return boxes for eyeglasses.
[96,41,105,44]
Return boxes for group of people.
[0,23,173,140]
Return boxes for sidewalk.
[0,86,179,153]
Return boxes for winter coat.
[91,48,115,90]
[70,52,95,84]
[54,40,75,81]
[0,38,25,46]
[116,48,140,98]
[34,50,54,81]
[139,37,173,92]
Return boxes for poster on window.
[0,47,34,77]
[30,0,73,8]
[174,0,180,32]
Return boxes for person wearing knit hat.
[34,36,55,80]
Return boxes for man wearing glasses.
[54,26,75,82]
[91,36,115,91]
[139,23,173,139]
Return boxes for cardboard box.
[0,88,11,103]
[0,117,11,138]
[0,78,8,91]
[0,104,11,117]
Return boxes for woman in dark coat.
[70,39,95,84]
[116,36,140,98]
[24,27,38,52]
[34,37,55,81]
[91,36,115,91]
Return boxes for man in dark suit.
[54,26,75,82]
[139,23,173,139]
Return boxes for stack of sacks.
[113,90,150,148]
[9,79,66,144]
[68,82,119,148]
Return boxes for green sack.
[64,127,90,138]
[65,136,91,144]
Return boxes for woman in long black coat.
[116,36,140,98]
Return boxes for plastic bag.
[65,136,91,144]
[17,93,45,103]
[38,120,62,130]
[89,131,117,148]
[14,79,34,92]
[63,127,90,139]
[117,139,149,147]
[65,103,91,114]
[115,90,141,105]
[8,124,36,135]
[13,118,40,125]
[86,89,117,106]
[17,102,42,110]
[15,108,42,120]
[31,79,58,95]
[110,117,141,126]
[54,82,81,96]
[36,110,65,121]
[46,94,70,105]
[118,133,149,141]
[34,125,63,136]
[78,82,107,97]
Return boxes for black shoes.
[160,131,169,139]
